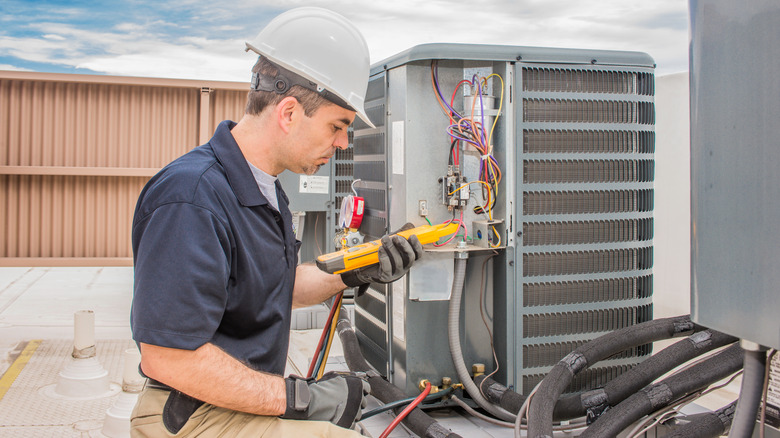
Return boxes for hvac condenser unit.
[350,44,655,396]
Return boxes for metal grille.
[524,275,653,307]
[353,104,385,130]
[522,67,654,96]
[523,160,654,183]
[524,130,655,154]
[524,99,654,124]
[359,215,387,241]
[523,304,653,338]
[523,341,648,368]
[354,133,385,156]
[523,189,654,215]
[523,247,653,277]
[355,187,386,211]
[523,364,636,394]
[335,163,354,177]
[523,219,653,246]
[354,161,386,183]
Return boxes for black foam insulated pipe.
[728,345,768,438]
[476,329,737,422]
[336,316,463,438]
[666,401,737,438]
[578,343,744,438]
[527,315,698,438]
[555,329,737,420]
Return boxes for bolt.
[472,363,486,377]
[442,377,452,388]
[509,260,514,266]
[516,231,522,237]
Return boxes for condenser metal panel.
[351,43,655,396]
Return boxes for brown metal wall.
[0,72,247,266]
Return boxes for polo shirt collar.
[209,120,268,207]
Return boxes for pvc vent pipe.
[54,310,110,398]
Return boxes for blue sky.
[0,0,690,81]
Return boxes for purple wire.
[470,74,488,147]
[432,61,462,119]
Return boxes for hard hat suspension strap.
[251,57,355,113]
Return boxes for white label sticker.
[298,175,329,194]
[392,121,404,175]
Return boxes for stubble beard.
[301,164,323,175]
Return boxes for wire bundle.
[430,60,504,222]
[306,291,344,379]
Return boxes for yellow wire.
[447,180,493,196]
[317,294,343,379]
[490,225,502,248]
[448,181,494,220]
[485,73,505,154]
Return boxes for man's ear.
[277,96,299,134]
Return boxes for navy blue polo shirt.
[131,120,299,375]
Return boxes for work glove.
[282,371,370,429]
[341,224,424,288]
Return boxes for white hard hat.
[246,7,375,129]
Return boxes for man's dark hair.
[245,57,331,117]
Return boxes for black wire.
[448,139,458,165]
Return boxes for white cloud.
[0,63,33,71]
[0,0,690,80]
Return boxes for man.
[130,7,423,437]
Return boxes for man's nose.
[334,130,349,150]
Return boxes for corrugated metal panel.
[209,89,247,133]
[1,79,199,168]
[0,72,250,265]
[1,175,146,258]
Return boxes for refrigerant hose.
[578,343,744,438]
[336,314,463,438]
[727,344,768,438]
[448,254,517,422]
[475,328,737,421]
[527,315,698,438]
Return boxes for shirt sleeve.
[131,202,232,350]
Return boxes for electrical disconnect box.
[690,0,780,350]
[350,43,655,396]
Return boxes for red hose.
[379,381,432,438]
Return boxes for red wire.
[306,291,342,378]
[379,381,432,438]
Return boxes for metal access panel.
[352,43,655,396]
[690,0,780,349]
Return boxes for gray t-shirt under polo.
[246,160,279,212]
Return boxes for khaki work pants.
[130,387,364,437]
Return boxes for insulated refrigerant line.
[527,315,699,438]
[448,253,517,422]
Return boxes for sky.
[0,0,690,82]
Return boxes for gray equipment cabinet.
[351,43,655,396]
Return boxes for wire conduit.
[578,343,744,438]
[448,254,517,422]
[728,342,768,438]
[336,313,463,438]
[527,315,698,438]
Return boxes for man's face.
[286,102,356,175]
